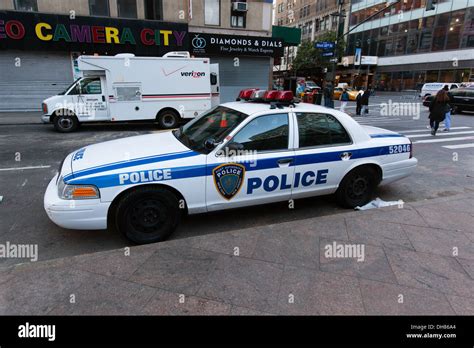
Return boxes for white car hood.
[67,131,191,179]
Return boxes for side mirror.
[204,138,218,151]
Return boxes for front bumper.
[44,173,110,230]
[381,157,418,185]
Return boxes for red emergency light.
[263,90,279,101]
[236,88,259,101]
[276,91,294,102]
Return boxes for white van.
[41,52,220,132]
[420,82,460,98]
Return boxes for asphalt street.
[0,93,473,266]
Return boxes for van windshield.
[173,106,249,154]
[58,78,81,95]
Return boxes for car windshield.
[58,78,81,95]
[173,106,249,154]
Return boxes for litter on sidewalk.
[355,198,404,211]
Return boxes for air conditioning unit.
[232,2,248,12]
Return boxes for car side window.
[296,112,351,148]
[232,113,289,152]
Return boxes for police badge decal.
[212,163,246,200]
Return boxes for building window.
[145,0,163,20]
[89,0,109,17]
[205,0,220,25]
[117,0,137,19]
[231,0,246,28]
[14,0,37,11]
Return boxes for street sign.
[315,41,335,50]
[322,51,334,57]
[354,48,362,66]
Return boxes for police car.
[44,89,417,244]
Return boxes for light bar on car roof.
[236,88,259,101]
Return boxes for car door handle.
[277,158,293,165]
[102,95,106,102]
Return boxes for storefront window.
[117,0,137,18]
[426,70,439,83]
[89,0,109,17]
[439,70,455,83]
[454,69,471,82]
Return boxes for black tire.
[335,166,378,208]
[115,186,181,244]
[157,109,179,129]
[53,112,79,133]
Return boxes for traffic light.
[426,0,437,11]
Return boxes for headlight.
[58,179,100,200]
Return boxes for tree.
[291,31,346,75]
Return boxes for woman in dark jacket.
[429,89,450,136]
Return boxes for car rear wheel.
[115,186,181,244]
[53,112,79,133]
[157,109,179,129]
[335,166,378,208]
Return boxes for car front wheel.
[335,167,378,208]
[115,186,182,244]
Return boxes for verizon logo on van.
[181,71,206,78]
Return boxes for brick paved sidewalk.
[1,193,473,315]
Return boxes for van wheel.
[53,113,79,133]
[335,166,378,208]
[115,186,181,244]
[157,110,179,129]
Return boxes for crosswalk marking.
[396,126,471,133]
[407,130,474,138]
[443,143,474,149]
[414,136,474,144]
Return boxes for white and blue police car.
[44,89,417,244]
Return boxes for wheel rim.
[58,117,73,129]
[162,114,176,127]
[129,198,165,233]
[347,174,369,200]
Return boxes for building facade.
[0,0,278,110]
[345,0,474,91]
[273,0,350,77]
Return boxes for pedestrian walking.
[361,89,370,115]
[323,82,334,108]
[340,88,349,113]
[442,84,454,131]
[356,88,363,115]
[429,89,450,136]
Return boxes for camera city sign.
[190,33,284,57]
[0,10,188,55]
